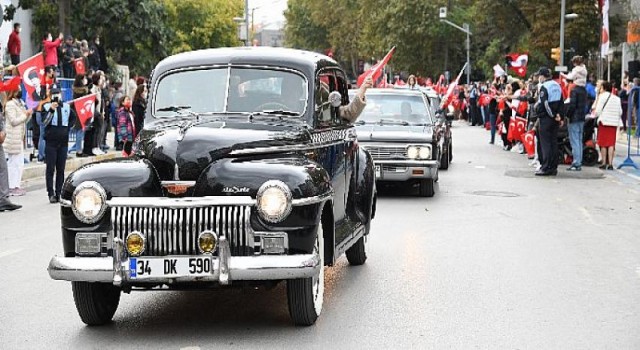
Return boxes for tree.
[161,0,242,55]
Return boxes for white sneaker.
[92,148,105,155]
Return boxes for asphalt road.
[1,121,639,349]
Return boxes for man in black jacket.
[566,80,588,171]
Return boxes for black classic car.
[48,47,376,326]
[349,88,440,197]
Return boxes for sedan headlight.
[72,181,107,224]
[418,146,431,159]
[406,146,419,159]
[257,180,292,223]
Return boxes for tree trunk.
[59,0,71,35]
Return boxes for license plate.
[375,165,381,179]
[129,256,217,279]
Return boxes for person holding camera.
[43,88,72,203]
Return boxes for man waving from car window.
[340,76,373,123]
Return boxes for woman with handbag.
[594,81,623,170]
[4,87,33,196]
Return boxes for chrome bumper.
[374,160,438,181]
[48,237,320,285]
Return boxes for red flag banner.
[17,53,45,110]
[72,93,97,129]
[440,63,468,109]
[511,116,527,141]
[505,53,528,77]
[521,130,536,157]
[0,76,22,92]
[357,46,396,87]
[74,58,86,75]
[507,118,516,141]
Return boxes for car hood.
[355,124,433,143]
[139,119,309,181]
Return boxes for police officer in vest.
[533,67,564,176]
[43,88,72,203]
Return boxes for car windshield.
[153,67,307,117]
[350,93,432,125]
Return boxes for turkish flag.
[521,130,536,157]
[505,53,528,77]
[74,58,86,75]
[357,46,396,88]
[507,118,516,141]
[0,76,22,92]
[72,93,97,129]
[16,53,45,109]
[512,116,527,141]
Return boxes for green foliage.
[161,0,243,55]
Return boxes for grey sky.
[249,0,288,29]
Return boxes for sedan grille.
[111,205,253,256]
[362,145,407,160]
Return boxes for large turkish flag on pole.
[16,53,45,109]
[357,46,396,87]
[71,93,97,129]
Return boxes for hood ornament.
[174,163,180,181]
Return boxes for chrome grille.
[382,165,407,172]
[362,145,407,160]
[111,205,253,256]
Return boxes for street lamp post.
[439,16,472,84]
[560,0,566,66]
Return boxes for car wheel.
[72,281,121,326]
[419,179,435,197]
[346,223,368,266]
[287,215,325,326]
[448,139,453,162]
[439,147,450,170]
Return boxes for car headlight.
[257,180,292,223]
[406,146,419,159]
[72,181,107,224]
[418,146,431,159]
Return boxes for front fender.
[355,147,376,224]
[60,158,163,255]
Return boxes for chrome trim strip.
[59,198,72,207]
[373,160,437,166]
[291,192,333,206]
[229,140,343,156]
[160,180,197,186]
[107,196,256,208]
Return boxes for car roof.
[152,47,340,79]
[348,88,425,96]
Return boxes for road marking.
[0,248,24,259]
[579,207,596,226]
[474,165,486,169]
[180,347,201,350]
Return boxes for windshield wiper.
[254,110,300,116]
[378,118,409,126]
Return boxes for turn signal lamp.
[126,232,145,256]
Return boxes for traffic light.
[550,47,561,65]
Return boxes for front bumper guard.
[48,237,320,285]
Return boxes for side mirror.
[329,91,342,108]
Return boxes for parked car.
[421,87,453,170]
[349,88,440,197]
[48,47,377,327]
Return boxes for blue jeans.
[490,113,497,143]
[568,121,584,167]
[68,129,84,153]
[36,112,46,161]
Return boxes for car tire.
[419,179,435,197]
[448,139,453,162]
[287,215,325,326]
[440,146,450,170]
[72,281,121,326]
[346,231,368,266]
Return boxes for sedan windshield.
[350,93,432,125]
[154,67,307,117]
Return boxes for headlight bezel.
[406,144,432,160]
[72,181,108,224]
[256,180,293,223]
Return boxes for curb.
[21,152,119,186]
